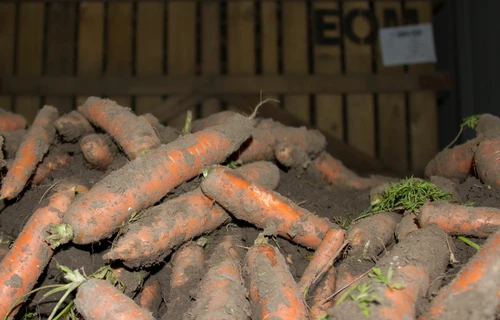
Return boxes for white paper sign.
[379,23,437,66]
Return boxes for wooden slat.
[167,1,197,128]
[375,2,408,174]
[15,3,45,124]
[136,2,164,116]
[312,1,343,140]
[44,2,76,115]
[282,1,310,122]
[343,1,376,157]
[77,2,104,106]
[106,2,132,107]
[260,0,279,102]
[200,2,222,118]
[0,4,15,111]
[407,1,438,175]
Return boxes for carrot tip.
[45,223,74,249]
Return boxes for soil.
[0,119,499,320]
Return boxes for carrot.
[424,136,481,181]
[164,241,205,320]
[395,211,419,241]
[332,256,374,303]
[54,110,94,142]
[46,110,255,246]
[419,228,500,320]
[77,97,161,159]
[188,233,251,320]
[110,262,149,297]
[0,182,86,319]
[80,133,117,170]
[308,266,336,320]
[476,113,500,136]
[74,278,154,320]
[346,211,401,259]
[139,112,161,128]
[246,233,308,319]
[200,165,335,249]
[298,228,345,297]
[474,137,500,187]
[418,201,500,237]
[0,109,27,131]
[275,141,311,172]
[136,277,162,317]
[139,112,180,144]
[103,160,280,268]
[191,110,238,132]
[0,106,59,200]
[31,151,71,185]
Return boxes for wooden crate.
[0,0,450,176]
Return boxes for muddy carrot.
[0,105,59,199]
[137,277,162,317]
[419,228,500,320]
[78,97,161,159]
[474,137,500,187]
[110,262,149,297]
[46,110,255,246]
[0,182,85,319]
[191,110,238,132]
[200,165,334,249]
[188,234,251,320]
[275,141,311,171]
[139,113,180,144]
[476,113,500,136]
[0,109,26,131]
[103,161,280,268]
[80,133,117,170]
[332,256,374,304]
[74,278,154,320]
[54,110,94,142]
[308,266,337,320]
[31,151,71,185]
[418,201,500,237]
[395,211,419,241]
[246,234,308,319]
[139,113,161,128]
[298,228,345,297]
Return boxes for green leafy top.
[460,114,479,130]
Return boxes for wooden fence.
[0,0,450,175]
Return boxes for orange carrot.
[46,111,255,246]
[103,161,280,267]
[0,109,26,131]
[0,182,86,319]
[308,266,336,320]
[424,137,481,181]
[474,137,500,187]
[31,151,71,185]
[188,233,251,320]
[418,201,500,237]
[54,110,94,142]
[298,228,345,297]
[137,277,162,317]
[200,165,334,249]
[191,110,238,132]
[419,228,500,320]
[332,256,374,303]
[0,105,59,200]
[395,211,419,241]
[246,234,308,319]
[80,133,117,170]
[78,97,161,159]
[74,278,154,320]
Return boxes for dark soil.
[0,119,499,320]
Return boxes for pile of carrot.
[0,104,499,320]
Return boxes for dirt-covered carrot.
[32,151,71,185]
[0,109,27,131]
[298,228,345,297]
[46,110,255,246]
[201,165,334,249]
[136,277,162,317]
[80,133,117,170]
[191,110,238,132]
[332,256,374,303]
[188,233,251,320]
[139,112,161,128]
[476,113,500,136]
[418,201,500,237]
[474,137,500,187]
[0,182,85,319]
[419,228,500,320]
[103,161,280,268]
[246,234,308,319]
[0,105,59,200]
[395,211,419,241]
[74,278,154,320]
[78,97,161,159]
[346,211,401,259]
[139,112,180,144]
[308,266,336,320]
[54,110,94,142]
[275,141,311,172]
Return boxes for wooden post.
[0,3,15,111]
[260,1,280,103]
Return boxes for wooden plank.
[15,3,44,124]
[106,2,132,108]
[406,1,438,175]
[343,1,376,158]
[136,2,164,116]
[312,1,343,140]
[200,2,222,118]
[0,3,15,111]
[44,2,76,115]
[77,2,104,106]
[375,2,408,174]
[260,0,280,103]
[167,1,197,128]
[282,1,310,123]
